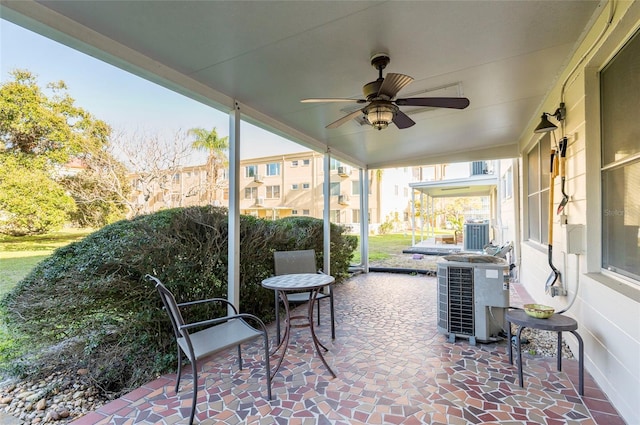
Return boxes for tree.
[114,130,193,215]
[188,127,229,205]
[0,154,75,235]
[0,70,119,234]
[0,70,109,163]
[60,146,131,227]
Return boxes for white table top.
[262,273,334,291]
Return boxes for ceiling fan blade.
[395,97,470,109]
[301,98,366,103]
[378,73,414,99]
[326,108,364,129]
[393,110,416,129]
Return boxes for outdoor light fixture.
[364,101,398,130]
[534,102,566,133]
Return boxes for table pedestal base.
[269,289,336,379]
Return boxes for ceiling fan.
[301,53,470,130]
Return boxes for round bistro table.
[262,273,336,378]
[506,309,583,395]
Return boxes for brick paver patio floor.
[71,273,624,424]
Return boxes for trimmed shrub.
[0,206,357,395]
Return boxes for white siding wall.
[518,3,640,423]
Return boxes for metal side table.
[506,309,584,395]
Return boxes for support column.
[361,167,370,273]
[228,102,241,313]
[323,151,331,275]
[411,189,416,246]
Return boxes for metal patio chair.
[147,275,272,425]
[273,249,335,342]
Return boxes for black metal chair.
[147,275,272,425]
[273,250,335,342]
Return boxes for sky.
[0,19,305,164]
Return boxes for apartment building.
[130,151,383,229]
[130,153,494,235]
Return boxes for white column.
[411,188,416,246]
[323,151,331,275]
[361,167,370,273]
[228,102,241,312]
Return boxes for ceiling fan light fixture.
[365,102,397,130]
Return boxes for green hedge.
[0,206,357,394]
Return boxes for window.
[302,182,310,189]
[292,209,298,215]
[330,158,340,170]
[352,181,360,196]
[291,160,298,167]
[526,133,551,244]
[172,173,180,183]
[266,185,280,198]
[502,166,513,200]
[330,182,340,196]
[302,209,310,215]
[245,165,257,178]
[330,210,341,223]
[302,159,310,166]
[601,30,640,282]
[291,183,299,190]
[352,209,360,223]
[394,185,399,196]
[403,187,409,197]
[266,162,280,176]
[244,187,257,199]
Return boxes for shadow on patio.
[71,273,623,425]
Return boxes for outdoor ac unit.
[255,197,265,206]
[253,175,264,183]
[337,166,351,177]
[338,194,350,205]
[437,255,509,345]
[464,221,490,251]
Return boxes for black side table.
[506,309,584,395]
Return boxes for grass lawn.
[351,232,426,263]
[360,233,414,261]
[0,229,93,298]
[350,230,455,268]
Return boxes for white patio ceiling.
[1,0,603,169]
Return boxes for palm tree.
[188,127,229,205]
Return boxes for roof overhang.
[0,0,604,168]
[410,174,498,198]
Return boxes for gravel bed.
[0,370,108,424]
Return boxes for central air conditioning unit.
[437,255,509,345]
[464,220,490,251]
